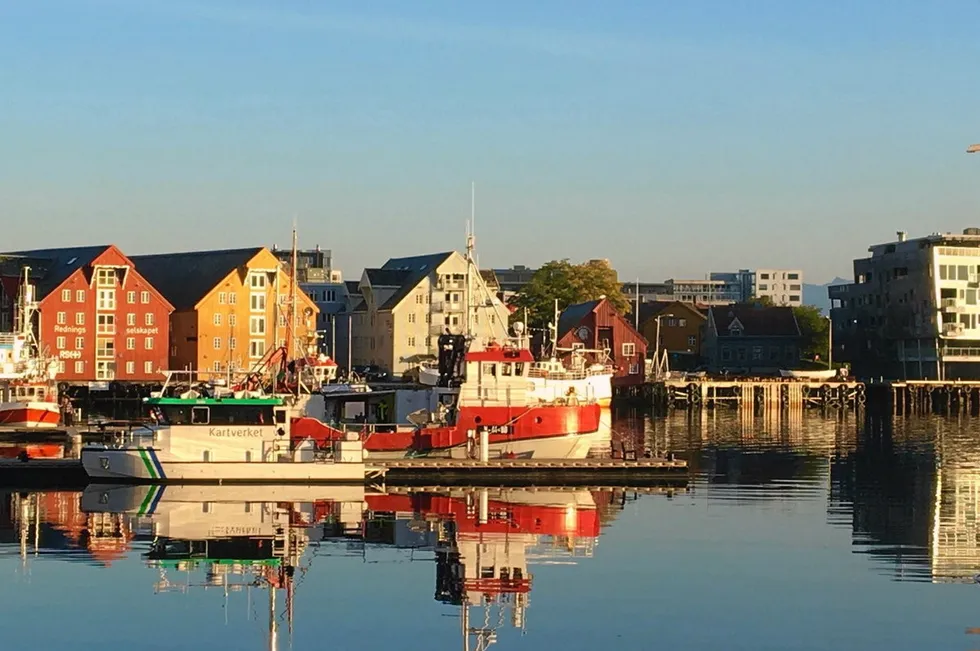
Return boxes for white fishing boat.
[80,377,385,483]
[526,304,614,407]
[0,267,60,428]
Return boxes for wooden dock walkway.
[875,380,980,416]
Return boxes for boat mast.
[464,182,475,340]
[291,225,299,398]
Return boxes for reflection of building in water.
[826,417,980,583]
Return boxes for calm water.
[3,411,980,651]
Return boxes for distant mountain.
[803,277,849,314]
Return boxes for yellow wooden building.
[131,247,319,378]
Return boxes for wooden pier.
[375,457,688,486]
[648,378,866,412]
[879,380,980,416]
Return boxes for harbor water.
[2,410,979,650]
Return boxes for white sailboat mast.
[465,182,475,339]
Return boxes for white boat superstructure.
[80,389,384,483]
[0,267,60,428]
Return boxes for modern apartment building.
[829,229,980,380]
[351,251,509,376]
[709,269,803,306]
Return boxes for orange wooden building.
[131,247,318,378]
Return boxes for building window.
[228,293,237,305]
[229,314,237,326]
[75,312,85,325]
[127,313,136,326]
[425,336,431,348]
[736,347,747,361]
[752,346,763,360]
[56,336,66,349]
[687,335,697,348]
[96,339,114,357]
[326,290,337,302]
[56,361,65,374]
[218,292,227,304]
[229,337,237,350]
[126,337,135,350]
[75,336,84,350]
[76,289,85,302]
[57,311,66,324]
[250,316,266,335]
[74,361,84,374]
[249,339,266,358]
[213,313,222,326]
[787,273,799,280]
[213,337,222,350]
[213,361,222,372]
[97,314,115,334]
[789,295,800,302]
[760,273,770,280]
[61,289,71,302]
[721,347,732,361]
[628,363,640,375]
[145,337,153,350]
[96,268,115,286]
[126,361,135,374]
[408,313,416,324]
[408,336,416,347]
[95,360,115,381]
[278,314,287,327]
[250,293,266,312]
[759,284,768,291]
[127,291,135,304]
[145,361,154,374]
[145,313,154,326]
[140,291,150,304]
[789,284,801,291]
[622,342,636,356]
[249,273,267,289]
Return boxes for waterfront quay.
[640,377,865,412]
[867,379,980,416]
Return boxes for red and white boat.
[0,268,60,429]
[292,333,603,459]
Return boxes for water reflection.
[6,411,980,648]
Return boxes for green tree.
[793,305,829,362]
[508,259,629,329]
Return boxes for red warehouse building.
[0,246,174,383]
[556,298,648,386]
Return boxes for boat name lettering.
[208,526,263,536]
[208,427,263,438]
[125,327,159,335]
[53,325,86,334]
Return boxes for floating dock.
[647,378,865,412]
[0,456,688,489]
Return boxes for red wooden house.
[556,298,648,386]
[0,245,174,384]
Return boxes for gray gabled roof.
[130,248,264,310]
[557,300,601,339]
[709,305,800,337]
[2,246,113,298]
[372,251,455,311]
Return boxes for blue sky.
[2,0,980,283]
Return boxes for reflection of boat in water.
[80,483,604,650]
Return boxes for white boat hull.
[528,374,613,407]
[778,369,838,379]
[81,447,380,483]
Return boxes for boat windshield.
[150,403,275,426]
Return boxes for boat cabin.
[3,382,55,403]
[147,397,290,430]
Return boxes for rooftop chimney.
[896,231,907,242]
